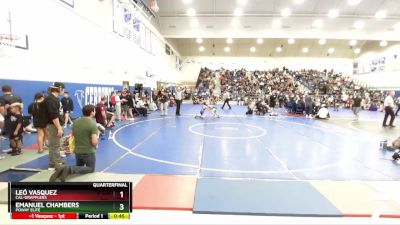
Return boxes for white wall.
[0,0,182,88]
[352,43,400,89]
[181,56,353,82]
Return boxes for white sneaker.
[2,148,12,153]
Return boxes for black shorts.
[33,122,47,129]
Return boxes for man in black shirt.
[352,93,362,121]
[43,82,65,170]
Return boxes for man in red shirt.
[96,97,115,128]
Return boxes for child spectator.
[9,103,24,156]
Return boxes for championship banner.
[113,0,141,45]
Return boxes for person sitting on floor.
[316,104,330,119]
[135,97,148,117]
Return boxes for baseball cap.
[50,82,65,89]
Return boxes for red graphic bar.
[12,212,77,219]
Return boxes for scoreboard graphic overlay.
[8,182,132,220]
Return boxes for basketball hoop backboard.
[0,9,29,50]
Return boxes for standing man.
[175,87,183,116]
[159,90,169,116]
[221,90,231,110]
[115,91,122,120]
[383,91,396,128]
[304,93,313,118]
[50,105,99,182]
[61,92,74,128]
[352,93,362,121]
[43,82,65,170]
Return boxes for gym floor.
[1,104,400,221]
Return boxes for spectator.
[50,104,99,182]
[135,97,148,117]
[316,104,330,119]
[28,93,47,153]
[120,90,129,120]
[0,85,22,136]
[8,103,23,156]
[61,92,74,128]
[115,91,122,120]
[304,94,313,118]
[352,93,362,121]
[96,97,115,128]
[43,82,65,170]
[159,90,169,116]
[395,97,400,116]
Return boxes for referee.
[383,91,396,128]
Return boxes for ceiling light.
[182,0,192,4]
[319,39,326,45]
[380,40,388,47]
[328,9,339,19]
[353,20,365,30]
[231,19,240,27]
[190,19,199,28]
[293,0,305,4]
[349,39,357,46]
[237,0,248,5]
[272,19,282,28]
[354,48,361,54]
[234,8,243,17]
[328,48,335,54]
[375,10,386,19]
[224,47,231,52]
[288,38,295,44]
[198,46,205,52]
[187,8,196,17]
[257,38,263,44]
[250,46,256,52]
[312,19,324,28]
[302,47,309,53]
[394,23,400,31]
[281,8,292,17]
[226,38,233,44]
[276,47,282,52]
[348,0,361,6]
[196,38,203,44]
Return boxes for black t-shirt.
[353,97,362,107]
[9,114,23,138]
[28,102,47,127]
[61,97,74,112]
[43,93,64,125]
[121,95,128,106]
